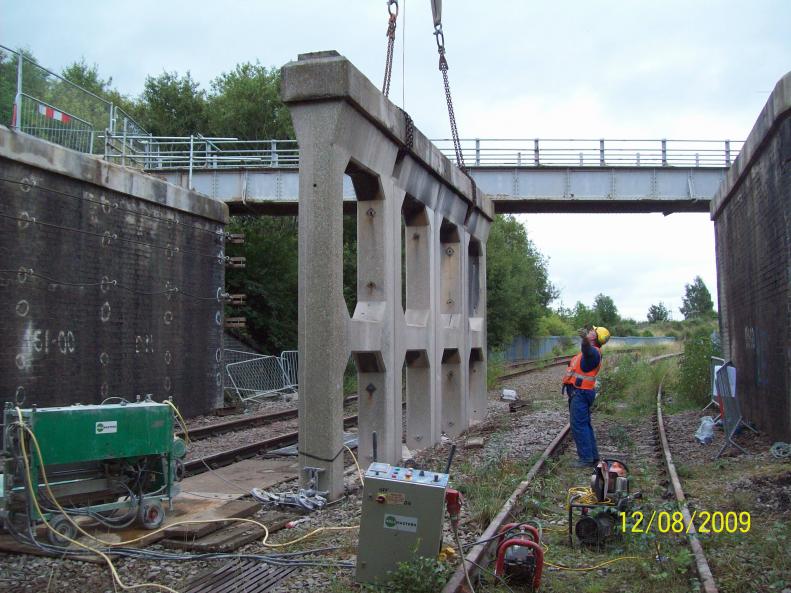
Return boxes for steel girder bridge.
[116,135,736,214]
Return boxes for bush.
[641,329,654,337]
[536,312,574,337]
[675,332,718,406]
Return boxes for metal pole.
[636,152,641,167]
[661,139,668,166]
[121,118,127,167]
[724,140,731,166]
[188,134,194,189]
[109,102,114,135]
[599,139,605,166]
[474,138,480,166]
[271,139,278,167]
[13,53,23,129]
[695,153,700,167]
[533,138,539,166]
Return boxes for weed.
[487,351,506,390]
[607,424,634,450]
[363,553,452,593]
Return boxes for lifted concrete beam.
[281,51,491,498]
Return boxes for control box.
[356,462,449,583]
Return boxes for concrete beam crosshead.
[281,51,493,498]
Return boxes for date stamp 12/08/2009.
[620,511,751,534]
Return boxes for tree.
[592,293,619,326]
[207,62,293,139]
[679,276,714,319]
[137,71,208,136]
[224,216,298,353]
[647,302,670,323]
[486,215,556,348]
[0,48,19,126]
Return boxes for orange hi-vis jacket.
[562,347,602,391]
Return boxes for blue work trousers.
[568,388,599,463]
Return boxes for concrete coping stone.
[281,51,493,221]
[710,71,791,220]
[0,125,228,224]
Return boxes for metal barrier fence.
[714,361,758,458]
[18,94,94,153]
[279,350,298,391]
[226,354,291,403]
[1,44,150,158]
[222,348,299,403]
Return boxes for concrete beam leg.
[290,102,350,499]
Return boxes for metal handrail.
[102,134,742,183]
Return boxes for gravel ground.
[185,418,300,461]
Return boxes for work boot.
[574,459,594,468]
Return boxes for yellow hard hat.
[593,326,610,346]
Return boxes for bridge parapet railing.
[432,137,743,168]
[108,135,741,179]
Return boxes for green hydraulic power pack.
[1,398,187,546]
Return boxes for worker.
[562,325,610,467]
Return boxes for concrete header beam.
[0,125,228,224]
[281,50,493,222]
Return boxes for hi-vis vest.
[562,347,602,391]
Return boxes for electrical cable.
[542,554,645,572]
[0,211,222,262]
[0,175,223,237]
[567,486,612,507]
[0,268,224,301]
[464,558,517,593]
[451,521,475,593]
[163,399,190,445]
[770,442,791,458]
[344,444,364,486]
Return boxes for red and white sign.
[37,103,72,124]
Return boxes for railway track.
[180,355,577,478]
[178,395,359,441]
[444,352,719,593]
[180,355,572,478]
[499,355,574,380]
[182,413,359,476]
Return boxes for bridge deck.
[155,164,724,214]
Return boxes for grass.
[454,441,540,528]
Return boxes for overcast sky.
[3,1,790,320]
